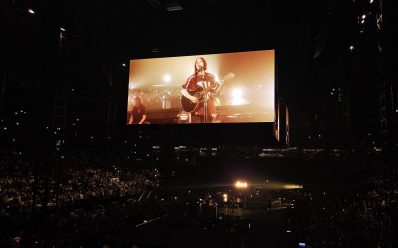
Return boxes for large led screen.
[127,50,274,124]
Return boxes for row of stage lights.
[235,181,248,189]
[349,0,376,52]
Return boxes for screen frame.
[125,48,276,125]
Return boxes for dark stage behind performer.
[181,57,221,123]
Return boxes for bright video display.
[127,50,274,124]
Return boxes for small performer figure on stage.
[128,96,147,124]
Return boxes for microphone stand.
[199,68,209,124]
[203,75,208,124]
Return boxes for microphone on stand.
[197,66,205,78]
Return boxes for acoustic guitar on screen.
[180,72,235,112]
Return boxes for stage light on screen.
[230,88,247,106]
[163,74,171,82]
[28,9,35,14]
[231,88,243,98]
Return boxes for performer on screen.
[128,96,147,124]
[181,57,221,123]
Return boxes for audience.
[0,142,396,247]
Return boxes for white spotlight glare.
[235,180,248,189]
[163,74,171,83]
[60,27,66,32]
[28,9,35,14]
[232,88,243,98]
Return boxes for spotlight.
[28,9,35,14]
[232,88,243,98]
[283,184,304,189]
[349,45,355,51]
[60,27,66,32]
[122,63,127,67]
[163,74,171,83]
[235,181,248,189]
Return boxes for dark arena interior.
[1,0,398,247]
